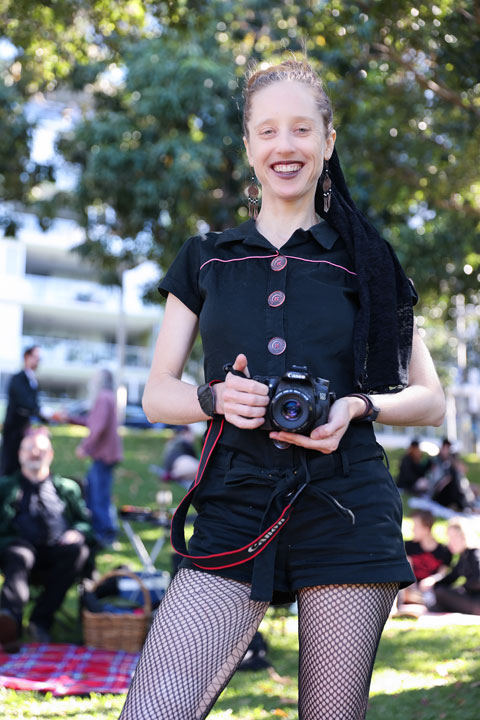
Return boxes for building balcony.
[22,273,121,312]
[23,335,152,371]
[15,274,159,334]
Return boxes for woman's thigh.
[119,568,269,720]
[297,582,398,720]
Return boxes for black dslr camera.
[253,365,335,434]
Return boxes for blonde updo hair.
[243,59,334,138]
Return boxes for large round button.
[271,256,287,271]
[268,337,286,355]
[268,290,285,308]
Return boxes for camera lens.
[281,400,302,420]
[270,389,311,432]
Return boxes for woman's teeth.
[273,163,302,173]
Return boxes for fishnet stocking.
[118,568,269,720]
[297,582,398,720]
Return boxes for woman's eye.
[296,127,310,134]
[260,128,274,136]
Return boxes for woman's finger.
[226,413,265,429]
[225,373,269,396]
[269,430,341,453]
[225,402,267,418]
[232,353,251,378]
[223,387,269,407]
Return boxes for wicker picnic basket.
[82,569,152,652]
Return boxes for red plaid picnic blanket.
[0,643,139,695]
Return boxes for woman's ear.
[324,129,336,161]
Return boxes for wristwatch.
[347,393,380,422]
[197,383,217,418]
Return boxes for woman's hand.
[269,396,363,454]
[214,353,269,429]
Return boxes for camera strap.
[170,416,301,573]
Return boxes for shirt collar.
[214,218,338,251]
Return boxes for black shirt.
[397,454,428,490]
[435,548,480,594]
[159,218,375,456]
[14,475,68,546]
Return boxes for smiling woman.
[242,63,335,226]
[120,58,445,720]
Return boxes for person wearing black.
[429,438,476,511]
[119,60,445,720]
[0,345,48,476]
[0,428,93,651]
[433,517,480,615]
[396,439,430,494]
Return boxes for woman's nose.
[275,131,296,153]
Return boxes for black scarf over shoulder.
[315,148,415,393]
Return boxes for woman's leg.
[297,582,398,720]
[119,568,269,720]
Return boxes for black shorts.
[180,439,415,603]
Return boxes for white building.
[0,212,161,410]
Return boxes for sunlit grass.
[2,430,479,719]
[3,618,479,720]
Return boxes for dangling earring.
[247,173,260,219]
[322,160,332,212]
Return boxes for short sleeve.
[157,236,202,316]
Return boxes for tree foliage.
[1,1,479,346]
[58,32,245,281]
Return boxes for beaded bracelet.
[346,393,380,422]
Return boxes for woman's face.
[447,526,466,555]
[244,80,335,206]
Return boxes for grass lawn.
[1,426,479,719]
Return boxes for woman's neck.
[254,196,319,249]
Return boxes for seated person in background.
[401,510,452,607]
[397,439,430,495]
[429,439,476,512]
[0,428,93,651]
[162,426,198,489]
[433,516,480,615]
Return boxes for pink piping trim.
[199,254,356,276]
[283,255,357,276]
[199,254,278,271]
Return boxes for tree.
[2,0,479,358]
[58,30,246,290]
[0,0,157,231]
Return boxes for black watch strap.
[197,383,216,418]
[347,393,380,422]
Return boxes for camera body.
[253,365,335,434]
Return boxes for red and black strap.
[170,416,299,571]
